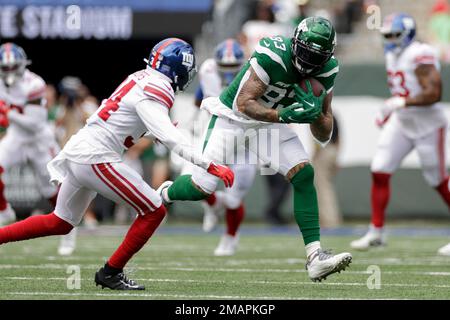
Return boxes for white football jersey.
[385,41,447,138]
[0,69,52,142]
[61,67,175,164]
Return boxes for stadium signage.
[0,5,132,40]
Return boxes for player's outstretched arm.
[310,91,334,144]
[406,64,442,107]
[135,100,234,187]
[236,67,279,122]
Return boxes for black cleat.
[94,267,145,290]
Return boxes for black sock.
[103,262,123,276]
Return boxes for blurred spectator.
[428,0,450,62]
[238,0,290,57]
[312,115,341,228]
[334,0,364,34]
[291,0,312,27]
[264,172,290,225]
[56,76,97,147]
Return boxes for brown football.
[298,78,325,97]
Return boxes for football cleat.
[58,228,77,256]
[437,243,450,256]
[350,226,386,250]
[95,267,145,290]
[306,249,352,282]
[0,204,16,226]
[157,180,173,206]
[214,234,239,256]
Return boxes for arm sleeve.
[135,99,211,170]
[7,104,47,133]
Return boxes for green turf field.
[0,224,449,300]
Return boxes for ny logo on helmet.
[182,52,194,68]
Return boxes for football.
[298,77,325,97]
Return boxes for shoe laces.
[117,272,136,285]
[307,248,333,265]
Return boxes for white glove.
[376,96,406,128]
[384,96,406,111]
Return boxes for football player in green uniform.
[158,17,352,281]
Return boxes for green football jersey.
[219,36,339,117]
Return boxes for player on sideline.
[0,43,60,226]
[158,17,352,282]
[189,39,257,256]
[0,38,235,290]
[350,14,450,256]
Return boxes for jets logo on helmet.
[214,39,244,86]
[0,42,31,87]
[381,13,416,54]
[145,38,197,92]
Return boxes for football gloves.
[207,162,234,188]
[376,96,406,128]
[278,82,325,124]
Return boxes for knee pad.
[222,192,242,210]
[290,164,315,191]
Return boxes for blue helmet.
[214,39,244,85]
[146,38,197,92]
[0,42,31,86]
[381,13,416,54]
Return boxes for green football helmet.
[291,16,336,75]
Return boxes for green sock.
[290,164,320,245]
[167,175,209,201]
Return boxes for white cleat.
[350,226,386,250]
[0,204,16,226]
[157,181,173,206]
[202,193,224,233]
[437,243,450,256]
[306,249,352,282]
[58,228,77,256]
[214,234,239,256]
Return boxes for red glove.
[0,100,8,115]
[0,113,9,128]
[207,162,234,188]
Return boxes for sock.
[305,241,321,258]
[290,164,320,245]
[103,262,123,276]
[0,166,7,211]
[371,172,391,228]
[47,192,58,208]
[107,205,166,270]
[205,193,217,206]
[0,212,73,244]
[436,177,450,208]
[225,204,245,236]
[167,175,209,201]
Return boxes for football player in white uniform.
[0,43,59,225]
[189,39,257,256]
[350,14,450,255]
[0,38,235,290]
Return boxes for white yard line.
[4,291,409,300]
[4,276,450,289]
[1,264,450,276]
